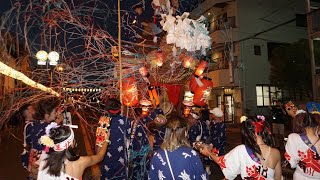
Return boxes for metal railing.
[209,16,236,33]
[210,56,239,71]
[311,10,320,35]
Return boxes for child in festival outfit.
[148,115,208,180]
[38,123,110,179]
[285,110,320,179]
[199,116,282,180]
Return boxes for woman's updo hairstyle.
[241,116,274,156]
[43,126,79,176]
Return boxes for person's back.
[149,147,207,179]
[285,111,320,179]
[38,124,110,180]
[148,115,208,179]
[199,116,282,180]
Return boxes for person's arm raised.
[79,130,110,168]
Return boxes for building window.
[256,85,282,107]
[254,45,261,56]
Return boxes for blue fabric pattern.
[148,147,208,180]
[100,114,131,180]
[210,121,226,156]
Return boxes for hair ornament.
[256,115,265,121]
[45,122,59,135]
[295,109,306,115]
[240,116,248,122]
[311,111,320,115]
[39,135,55,148]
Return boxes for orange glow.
[184,106,191,117]
[156,51,164,67]
[195,60,208,76]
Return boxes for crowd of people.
[18,97,320,180]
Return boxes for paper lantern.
[155,51,164,67]
[48,51,60,65]
[140,99,152,116]
[139,66,149,77]
[193,77,213,107]
[183,56,194,68]
[122,76,139,106]
[182,100,194,117]
[36,50,48,65]
[195,60,208,76]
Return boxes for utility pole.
[305,0,318,101]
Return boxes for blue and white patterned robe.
[148,147,208,180]
[210,121,226,155]
[100,114,131,180]
[188,120,210,146]
[129,118,151,180]
[21,120,36,169]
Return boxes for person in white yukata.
[148,115,208,180]
[199,116,282,180]
[285,109,320,179]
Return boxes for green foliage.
[269,39,320,98]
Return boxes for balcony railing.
[311,10,320,37]
[209,56,239,71]
[209,16,236,33]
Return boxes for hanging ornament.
[195,60,208,77]
[139,66,150,77]
[155,50,165,67]
[122,76,139,106]
[183,56,194,68]
[182,100,194,117]
[140,99,152,116]
[193,77,213,107]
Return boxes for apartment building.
[191,0,308,123]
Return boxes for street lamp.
[36,50,60,87]
[36,50,60,65]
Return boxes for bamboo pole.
[118,0,123,114]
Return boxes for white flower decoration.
[182,152,191,159]
[118,146,123,152]
[104,165,110,172]
[178,170,190,180]
[158,170,166,180]
[118,157,124,164]
[118,119,124,125]
[191,150,197,156]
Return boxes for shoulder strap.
[164,150,176,180]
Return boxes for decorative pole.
[118,0,123,115]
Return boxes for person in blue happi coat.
[129,108,152,180]
[99,99,131,180]
[148,115,208,180]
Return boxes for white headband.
[53,128,74,152]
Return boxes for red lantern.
[156,51,165,67]
[195,60,208,76]
[189,75,198,93]
[122,76,139,106]
[193,77,213,107]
